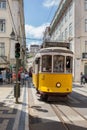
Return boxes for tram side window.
[53,55,64,72]
[66,56,72,73]
[42,55,52,72]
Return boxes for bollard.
[14,82,20,103]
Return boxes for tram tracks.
[28,83,87,130]
[50,104,71,130]
[50,94,87,130]
[66,101,87,121]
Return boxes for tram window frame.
[66,56,72,73]
[38,58,40,72]
[42,55,52,72]
[35,58,39,64]
[53,55,65,73]
[34,57,40,73]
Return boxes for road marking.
[12,87,24,130]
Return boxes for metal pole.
[16,58,19,103]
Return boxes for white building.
[0,0,26,70]
[47,0,87,82]
[43,26,50,42]
[29,45,40,56]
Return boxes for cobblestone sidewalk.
[0,83,29,130]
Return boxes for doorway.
[84,64,87,75]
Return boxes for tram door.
[35,58,40,90]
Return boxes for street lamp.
[10,29,20,104]
[10,28,16,40]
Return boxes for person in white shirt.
[20,71,25,86]
[2,70,6,83]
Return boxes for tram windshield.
[41,55,72,73]
[53,55,64,72]
[42,55,52,72]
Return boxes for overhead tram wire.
[7,1,42,43]
[45,2,59,23]
[7,0,18,36]
[46,1,85,34]
[26,38,43,47]
[7,1,85,41]
[25,37,42,41]
[46,6,55,23]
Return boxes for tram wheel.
[61,95,68,101]
[40,94,48,101]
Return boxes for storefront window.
[0,42,5,56]
[42,55,52,72]
[53,55,65,72]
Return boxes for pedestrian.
[10,72,12,83]
[80,72,85,85]
[6,69,11,84]
[29,68,32,77]
[0,71,3,84]
[20,71,25,86]
[18,70,21,81]
[25,71,29,80]
[12,71,16,82]
[2,70,6,83]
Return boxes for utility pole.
[15,58,19,103]
[14,43,20,103]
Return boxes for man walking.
[80,72,85,85]
[20,71,25,86]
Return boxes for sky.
[24,0,60,48]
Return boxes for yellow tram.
[32,42,73,100]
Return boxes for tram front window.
[53,55,64,72]
[42,55,52,72]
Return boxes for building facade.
[0,0,26,70]
[29,44,40,56]
[44,0,87,82]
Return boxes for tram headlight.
[56,82,61,88]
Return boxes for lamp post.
[10,29,20,103]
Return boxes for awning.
[0,56,8,63]
[0,68,6,70]
[0,64,8,68]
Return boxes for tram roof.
[41,41,70,48]
[38,47,73,54]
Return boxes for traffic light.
[15,43,20,58]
